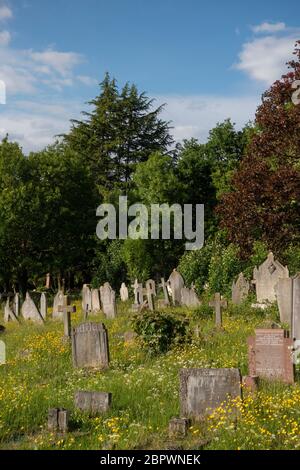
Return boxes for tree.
[218,42,300,257]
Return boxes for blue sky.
[0,0,299,152]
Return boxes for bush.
[131,309,189,355]
[208,243,243,297]
[178,243,212,295]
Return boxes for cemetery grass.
[0,302,300,450]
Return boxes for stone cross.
[209,293,227,327]
[131,279,140,305]
[58,295,76,338]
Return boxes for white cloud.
[29,49,84,77]
[235,35,296,84]
[252,22,286,34]
[0,5,12,21]
[0,29,10,46]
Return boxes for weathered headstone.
[145,279,155,311]
[180,368,242,420]
[100,282,117,319]
[159,277,170,306]
[21,292,44,324]
[4,298,19,323]
[292,274,300,341]
[52,291,64,319]
[48,408,69,433]
[209,293,227,327]
[131,279,143,310]
[181,286,201,308]
[168,269,185,306]
[72,322,109,369]
[169,417,189,438]
[40,293,47,320]
[74,391,111,414]
[275,278,292,326]
[232,273,249,305]
[248,329,294,384]
[91,289,101,313]
[58,295,76,338]
[146,279,156,296]
[81,284,92,313]
[13,293,20,317]
[252,252,289,303]
[120,283,129,302]
[0,340,5,365]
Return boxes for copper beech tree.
[218,41,300,257]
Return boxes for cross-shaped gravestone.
[209,293,227,327]
[159,277,170,306]
[131,279,140,305]
[58,295,76,338]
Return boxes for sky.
[0,0,299,153]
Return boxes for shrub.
[178,243,212,295]
[131,309,189,355]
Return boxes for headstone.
[181,286,201,307]
[40,293,47,320]
[168,418,189,438]
[0,340,5,365]
[100,282,117,319]
[209,293,227,327]
[145,279,155,311]
[252,252,289,303]
[232,273,249,305]
[74,391,111,414]
[72,322,109,369]
[120,283,129,302]
[275,278,292,326]
[159,277,170,306]
[13,293,20,317]
[292,274,300,344]
[81,284,92,313]
[21,292,44,324]
[131,279,143,309]
[48,408,69,433]
[58,295,76,338]
[91,289,101,313]
[248,329,294,384]
[52,291,64,319]
[180,368,242,420]
[146,279,156,296]
[168,269,185,306]
[4,298,19,323]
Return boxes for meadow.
[0,300,300,450]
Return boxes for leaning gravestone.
[248,329,294,384]
[52,291,64,319]
[232,273,249,305]
[4,298,19,323]
[181,286,201,307]
[275,278,293,326]
[74,391,112,414]
[120,283,129,302]
[82,284,92,312]
[72,322,109,369]
[180,368,242,420]
[168,269,185,306]
[21,292,44,324]
[91,289,101,313]
[100,283,117,319]
[40,293,47,320]
[252,252,289,303]
[145,279,155,311]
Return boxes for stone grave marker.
[159,277,170,306]
[52,291,64,319]
[248,329,294,384]
[0,340,6,365]
[100,282,117,319]
[292,274,300,342]
[74,391,112,415]
[82,284,92,313]
[48,408,69,433]
[168,418,189,438]
[4,298,19,323]
[131,279,143,310]
[209,293,227,327]
[252,252,289,303]
[72,322,109,369]
[180,368,242,420]
[91,288,101,313]
[21,292,44,324]
[145,279,156,311]
[181,286,201,308]
[275,278,292,326]
[232,273,249,305]
[13,293,20,317]
[146,279,156,296]
[120,283,129,301]
[168,269,185,306]
[40,293,47,320]
[58,295,76,338]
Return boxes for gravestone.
[168,269,185,306]
[40,293,47,320]
[252,252,289,303]
[0,340,5,365]
[52,291,64,319]
[82,284,92,313]
[248,329,294,384]
[58,295,76,338]
[146,279,156,296]
[72,322,109,369]
[292,274,300,363]
[209,293,227,327]
[232,273,249,305]
[91,289,101,313]
[120,283,129,302]
[48,408,69,432]
[159,277,170,306]
[100,283,117,319]
[13,293,20,317]
[4,298,19,323]
[145,279,156,311]
[169,418,189,438]
[275,278,292,326]
[21,292,44,324]
[131,279,143,310]
[181,286,201,308]
[180,368,242,420]
[74,391,111,414]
